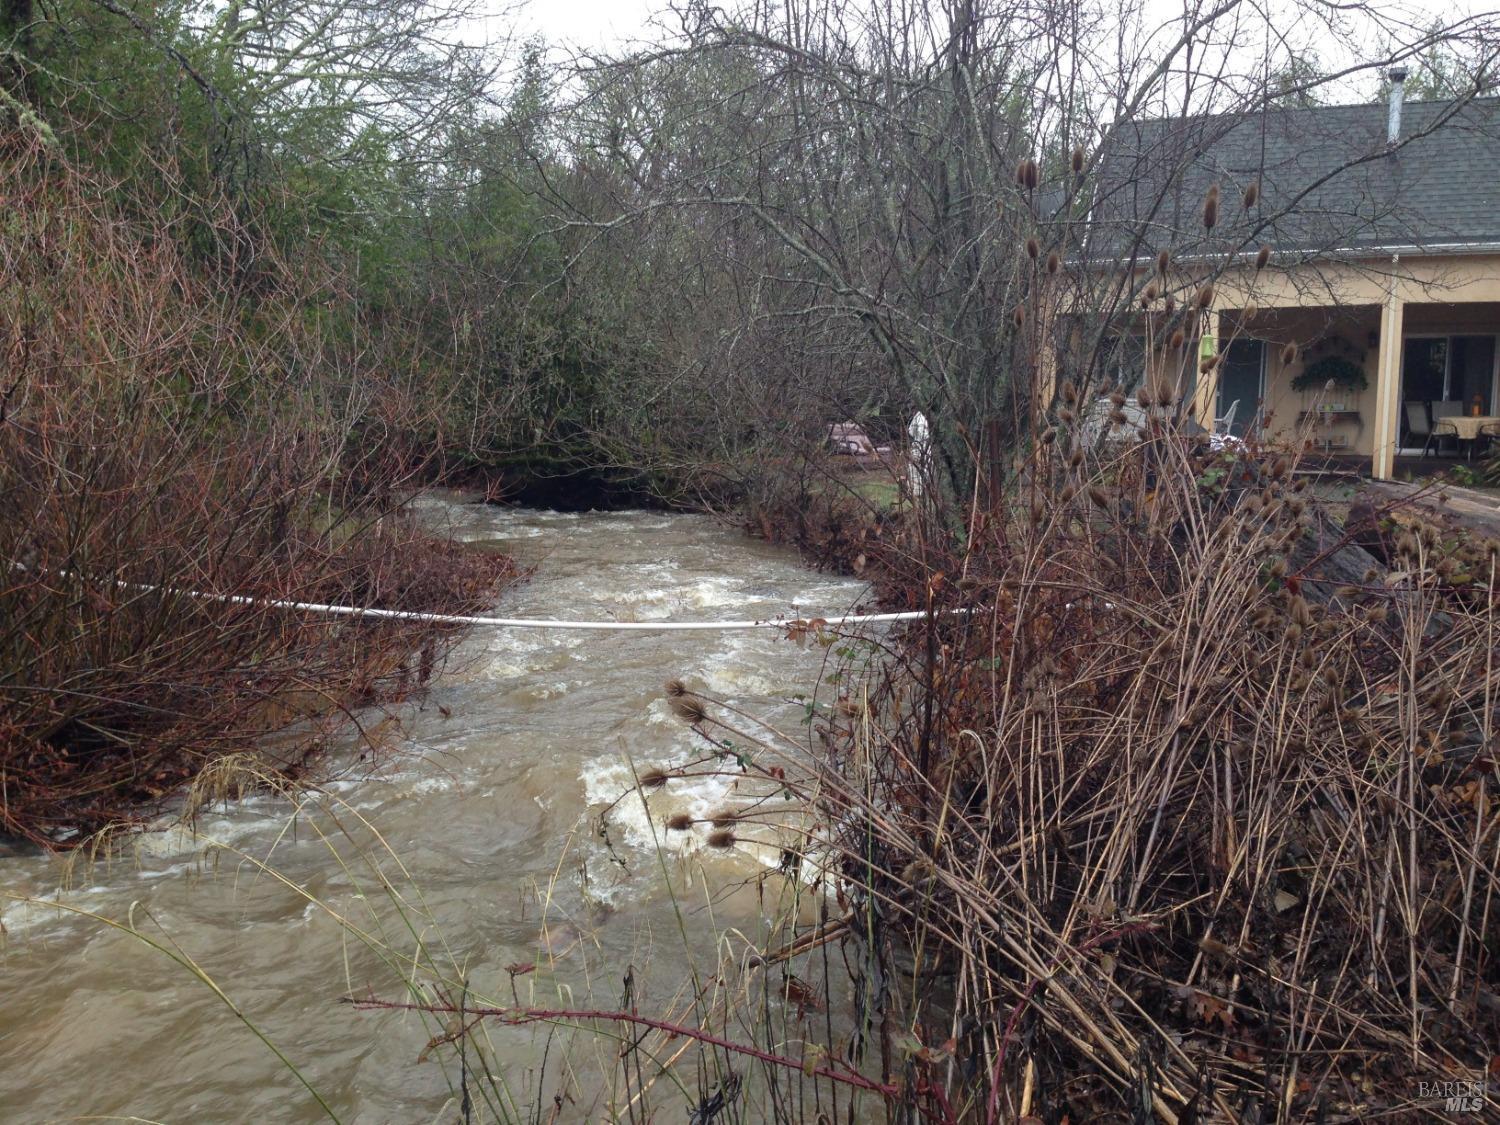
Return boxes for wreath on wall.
[1288,335,1369,394]
[1290,355,1368,393]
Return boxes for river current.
[0,500,871,1122]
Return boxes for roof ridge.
[1126,92,1500,130]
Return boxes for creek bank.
[0,514,522,852]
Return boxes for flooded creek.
[0,500,872,1122]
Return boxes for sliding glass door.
[1217,339,1264,438]
[1403,335,1498,414]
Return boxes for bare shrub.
[0,138,515,847]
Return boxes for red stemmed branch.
[342,995,900,1097]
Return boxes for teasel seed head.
[1108,409,1128,426]
[1058,405,1076,424]
[639,768,669,789]
[1060,483,1077,503]
[706,828,737,849]
[1168,328,1186,351]
[1109,389,1127,407]
[1157,249,1170,276]
[1268,557,1287,579]
[1270,456,1290,479]
[1364,603,1389,624]
[1039,426,1057,445]
[1016,158,1039,189]
[1088,485,1110,509]
[1046,250,1061,274]
[1067,446,1084,469]
[710,807,739,828]
[1242,300,1259,320]
[1026,236,1040,259]
[1163,293,1177,314]
[1255,245,1271,270]
[1061,378,1079,405]
[665,678,688,697]
[1137,385,1154,408]
[665,812,694,831]
[1280,343,1298,367]
[1196,283,1215,309]
[1242,180,1259,209]
[1291,476,1308,493]
[670,696,708,724]
[1290,596,1312,627]
[1013,304,1026,328]
[1202,191,1219,230]
[1071,144,1085,174]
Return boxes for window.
[1402,335,1498,414]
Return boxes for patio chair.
[1406,401,1456,457]
[1479,420,1500,461]
[1214,398,1240,437]
[1431,400,1464,455]
[1432,400,1463,421]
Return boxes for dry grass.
[716,417,1500,1121]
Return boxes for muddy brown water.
[0,500,872,1123]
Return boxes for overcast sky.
[514,0,661,51]
[509,0,1490,53]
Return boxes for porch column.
[1371,287,1405,480]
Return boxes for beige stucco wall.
[1217,306,1383,455]
[1158,253,1500,458]
[1205,252,1500,310]
[1061,251,1500,471]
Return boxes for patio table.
[1438,415,1500,459]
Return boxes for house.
[1077,74,1500,478]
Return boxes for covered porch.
[1195,298,1500,479]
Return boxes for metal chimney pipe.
[1387,66,1409,144]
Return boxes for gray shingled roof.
[1087,95,1500,262]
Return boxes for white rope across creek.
[12,562,937,632]
[177,591,937,632]
[14,559,952,631]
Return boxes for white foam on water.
[577,735,792,885]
